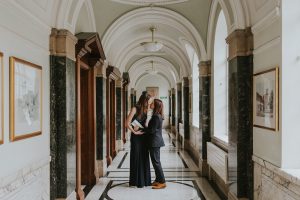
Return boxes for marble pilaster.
[130,88,135,107]
[116,79,123,151]
[49,28,77,199]
[226,28,253,199]
[177,82,182,133]
[168,90,172,128]
[171,88,176,128]
[95,61,107,178]
[183,77,190,140]
[199,61,211,177]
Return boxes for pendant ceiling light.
[141,27,163,52]
[147,60,158,75]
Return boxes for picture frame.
[253,67,279,131]
[146,87,159,98]
[0,52,3,145]
[10,57,42,141]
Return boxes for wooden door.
[80,67,96,186]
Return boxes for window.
[213,10,228,142]
[184,44,200,128]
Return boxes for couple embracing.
[126,91,166,189]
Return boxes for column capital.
[198,61,211,77]
[95,59,108,78]
[171,88,176,93]
[226,28,253,60]
[183,77,189,87]
[116,78,122,88]
[50,28,78,61]
[130,88,135,95]
[177,82,182,91]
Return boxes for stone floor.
[67,130,220,200]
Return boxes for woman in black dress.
[126,91,151,188]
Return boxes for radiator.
[207,142,228,183]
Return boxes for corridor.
[67,130,220,200]
[1,1,300,200]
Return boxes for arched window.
[185,44,200,128]
[213,10,228,142]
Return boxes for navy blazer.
[146,114,165,148]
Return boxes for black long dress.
[129,106,151,188]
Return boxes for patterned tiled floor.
[67,130,220,200]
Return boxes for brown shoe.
[151,181,160,186]
[152,183,166,189]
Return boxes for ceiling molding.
[206,0,248,60]
[114,35,190,76]
[102,7,207,62]
[251,6,280,35]
[53,0,96,34]
[110,0,190,6]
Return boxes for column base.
[95,159,107,180]
[106,156,112,166]
[199,158,209,177]
[75,188,84,200]
[228,191,249,200]
[116,140,123,152]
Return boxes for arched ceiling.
[88,0,249,88]
[111,0,190,5]
[90,0,211,88]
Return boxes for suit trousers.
[149,147,165,183]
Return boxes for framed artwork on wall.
[253,67,279,131]
[146,87,159,98]
[0,52,3,144]
[9,57,42,141]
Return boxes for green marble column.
[199,61,211,176]
[183,77,190,140]
[49,29,77,199]
[95,61,107,178]
[116,79,123,151]
[171,88,176,129]
[177,82,182,133]
[226,29,253,200]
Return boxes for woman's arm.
[145,115,159,135]
[126,107,143,135]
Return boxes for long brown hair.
[153,99,164,119]
[136,91,150,118]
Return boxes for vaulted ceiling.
[88,0,211,87]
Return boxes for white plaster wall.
[135,74,170,128]
[0,1,51,199]
[281,0,300,168]
[249,0,282,167]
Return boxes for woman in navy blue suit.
[146,99,166,189]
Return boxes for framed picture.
[253,68,279,131]
[146,87,159,98]
[10,57,42,141]
[0,52,3,144]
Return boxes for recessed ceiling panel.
[111,0,190,6]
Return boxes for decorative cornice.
[50,28,78,61]
[251,7,280,35]
[226,28,253,60]
[95,59,108,78]
[107,66,122,81]
[199,61,211,77]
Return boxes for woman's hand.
[133,126,139,131]
[134,130,144,135]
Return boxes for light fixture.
[147,60,158,75]
[141,27,163,52]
